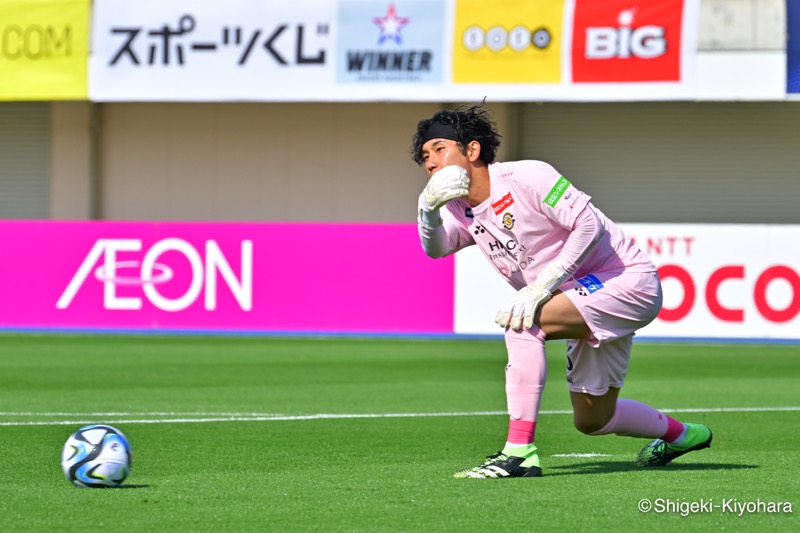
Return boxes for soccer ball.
[61,425,132,488]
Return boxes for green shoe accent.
[673,423,712,450]
[634,423,713,467]
[502,443,541,469]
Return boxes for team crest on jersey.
[502,212,515,230]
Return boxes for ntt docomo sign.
[453,224,800,340]
[657,264,799,323]
[625,224,800,339]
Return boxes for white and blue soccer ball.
[61,425,132,488]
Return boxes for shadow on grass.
[117,484,151,489]
[545,461,758,476]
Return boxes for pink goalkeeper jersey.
[438,160,655,291]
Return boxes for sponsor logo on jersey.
[545,176,571,207]
[502,212,515,230]
[492,193,514,214]
[576,273,604,293]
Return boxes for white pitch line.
[0,406,797,427]
[1,406,798,417]
[552,453,611,458]
[659,406,800,413]
[0,411,508,427]
[0,412,290,417]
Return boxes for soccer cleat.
[634,423,713,467]
[454,448,543,479]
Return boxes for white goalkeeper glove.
[421,165,470,211]
[495,262,571,331]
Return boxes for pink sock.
[590,399,683,439]
[508,420,536,445]
[504,328,547,444]
[662,416,686,443]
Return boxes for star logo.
[373,4,410,45]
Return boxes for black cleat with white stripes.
[454,451,543,479]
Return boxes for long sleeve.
[543,204,605,291]
[417,194,453,258]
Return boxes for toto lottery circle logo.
[462,25,551,52]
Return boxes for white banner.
[89,0,702,102]
[90,0,338,101]
[455,224,800,340]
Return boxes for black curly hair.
[410,101,502,166]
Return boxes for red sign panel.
[572,0,685,82]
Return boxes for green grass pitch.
[0,333,797,531]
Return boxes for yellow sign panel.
[453,0,564,83]
[0,0,90,100]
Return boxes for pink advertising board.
[0,221,454,334]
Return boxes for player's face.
[420,139,468,176]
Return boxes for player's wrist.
[418,193,443,228]
[535,261,570,293]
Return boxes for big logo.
[57,238,253,312]
[572,0,685,82]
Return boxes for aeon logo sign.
[57,238,253,312]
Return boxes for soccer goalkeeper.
[411,102,712,479]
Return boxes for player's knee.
[573,414,612,435]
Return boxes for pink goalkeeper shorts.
[560,270,662,396]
